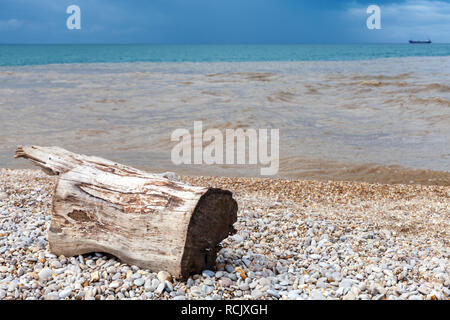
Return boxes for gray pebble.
[251,289,264,298]
[225,265,234,273]
[266,289,280,298]
[202,270,215,278]
[58,288,72,299]
[155,282,165,295]
[38,268,53,282]
[133,278,145,287]
[310,290,325,300]
[165,280,173,293]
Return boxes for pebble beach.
[0,168,448,300]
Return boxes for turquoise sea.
[0,43,449,66]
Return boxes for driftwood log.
[15,146,237,279]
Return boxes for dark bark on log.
[15,146,238,279]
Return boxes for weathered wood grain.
[15,146,238,279]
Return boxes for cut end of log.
[181,188,237,278]
[15,145,238,279]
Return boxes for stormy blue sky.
[0,0,449,43]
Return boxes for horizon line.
[0,42,449,45]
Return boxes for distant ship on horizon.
[409,39,432,44]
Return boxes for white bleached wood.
[15,146,238,279]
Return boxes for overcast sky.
[0,0,449,43]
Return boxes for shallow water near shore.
[0,56,449,185]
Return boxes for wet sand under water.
[0,57,449,186]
